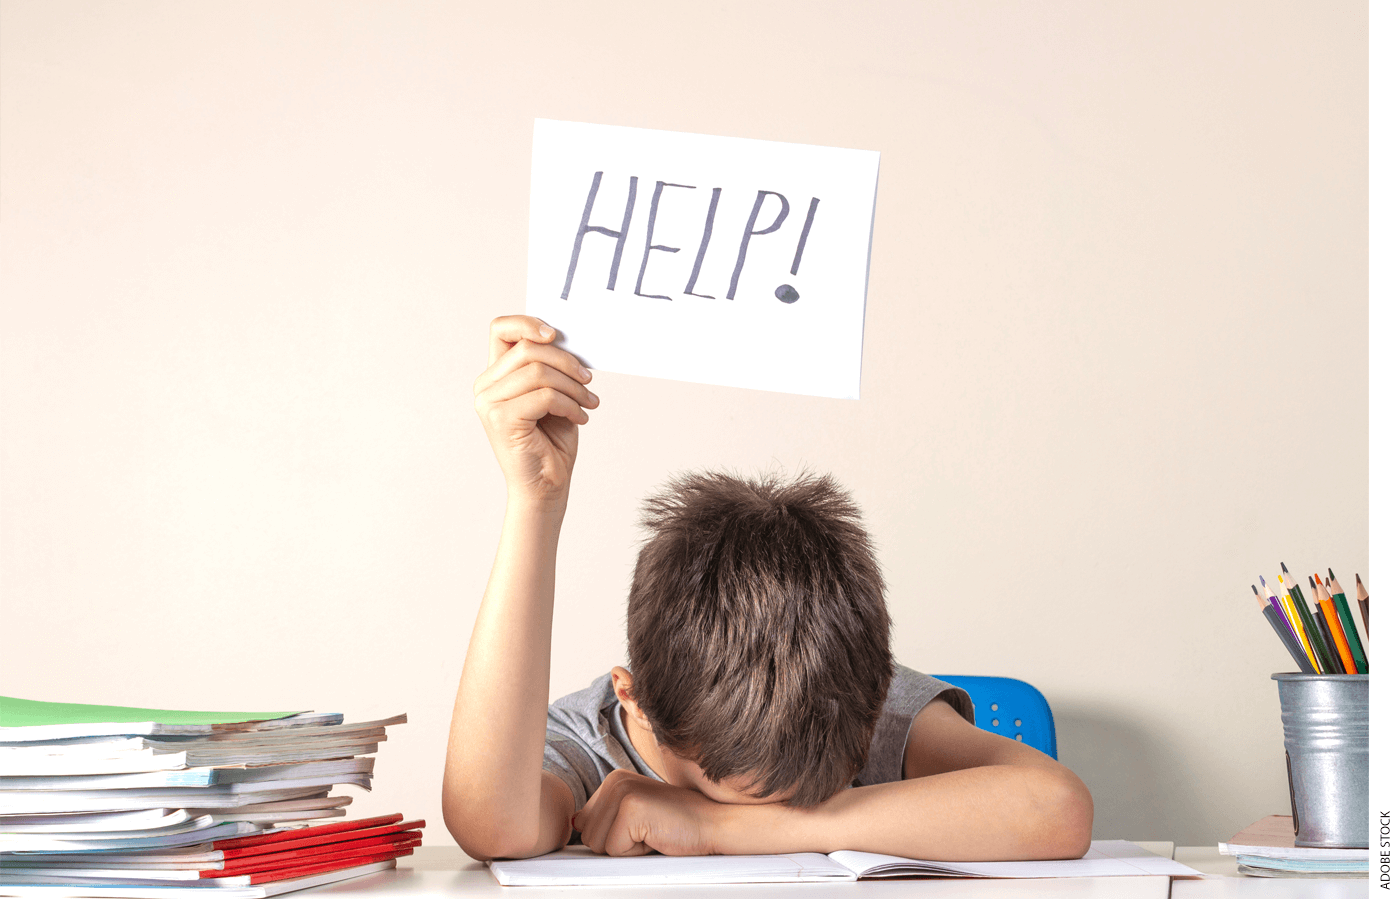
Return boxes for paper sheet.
[491,848,853,885]
[830,840,1205,878]
[488,840,1204,885]
[526,119,879,399]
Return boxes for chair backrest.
[931,675,1058,759]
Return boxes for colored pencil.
[1319,599,1357,673]
[1310,576,1353,673]
[1283,564,1336,673]
[1267,576,1320,673]
[1312,608,1344,674]
[1356,574,1369,637]
[1280,577,1321,672]
[1273,592,1316,672]
[1325,574,1367,673]
[1254,585,1313,672]
[1263,576,1317,672]
[1312,577,1355,673]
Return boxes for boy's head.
[623,470,893,808]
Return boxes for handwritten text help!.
[526,120,879,399]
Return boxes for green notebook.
[0,696,300,728]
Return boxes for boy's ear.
[610,666,650,726]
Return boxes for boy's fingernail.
[539,326,554,339]
[579,367,592,382]
[587,391,598,404]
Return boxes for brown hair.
[626,470,893,807]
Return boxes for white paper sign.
[526,120,879,399]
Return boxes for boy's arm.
[575,698,1093,860]
[799,698,1094,859]
[442,315,599,861]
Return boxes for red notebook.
[215,814,407,852]
[207,833,421,876]
[215,815,424,861]
[0,816,424,885]
[206,849,415,886]
[206,838,421,880]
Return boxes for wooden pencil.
[1283,564,1335,673]
[1307,576,1346,673]
[1266,576,1320,673]
[1314,577,1357,673]
[1255,585,1313,672]
[1356,574,1369,637]
[1325,574,1367,673]
[1312,606,1345,674]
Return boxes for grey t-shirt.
[542,663,975,812]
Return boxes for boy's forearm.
[443,498,567,857]
[713,764,1093,861]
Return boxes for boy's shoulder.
[894,666,975,724]
[856,665,974,786]
[547,673,618,738]
[543,673,653,812]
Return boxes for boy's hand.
[474,315,599,506]
[574,770,722,857]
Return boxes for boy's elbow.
[444,809,541,861]
[1037,767,1094,859]
[455,832,540,862]
[443,789,544,861]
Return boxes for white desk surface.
[292,844,1371,899]
[300,844,1179,899]
[1168,846,1368,899]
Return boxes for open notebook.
[490,840,1203,885]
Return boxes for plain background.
[0,1,1382,849]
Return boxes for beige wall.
[0,1,1368,847]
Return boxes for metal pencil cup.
[1271,673,1368,848]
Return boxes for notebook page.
[829,840,1203,878]
[489,847,856,885]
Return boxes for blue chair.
[931,675,1058,759]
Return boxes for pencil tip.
[1308,575,1315,587]
[1251,584,1259,594]
[1281,562,1290,573]
[1329,567,1337,580]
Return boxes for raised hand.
[473,315,599,506]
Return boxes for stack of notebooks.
[0,697,419,897]
[1219,815,1367,878]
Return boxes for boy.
[443,315,1093,861]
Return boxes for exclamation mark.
[775,197,820,304]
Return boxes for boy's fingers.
[475,339,591,399]
[605,826,651,858]
[576,785,620,855]
[487,315,555,366]
[608,839,651,857]
[500,387,589,428]
[476,363,598,419]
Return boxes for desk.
[299,844,1178,898]
[1169,846,1368,899]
